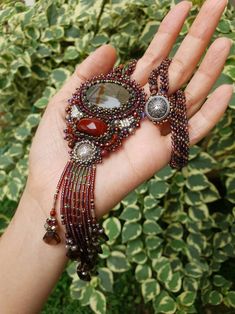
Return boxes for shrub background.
[0,0,235,313]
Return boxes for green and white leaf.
[122,221,142,243]
[153,291,177,314]
[126,237,143,256]
[135,264,152,283]
[143,219,162,235]
[98,267,114,293]
[103,217,121,244]
[165,271,182,293]
[177,291,197,307]
[90,290,106,314]
[107,251,130,272]
[141,279,160,302]
[119,204,141,222]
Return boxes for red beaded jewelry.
[43,60,147,281]
[42,58,189,282]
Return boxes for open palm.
[27,0,233,220]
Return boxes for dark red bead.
[67,125,74,133]
[68,140,75,148]
[50,209,56,216]
[105,133,119,147]
[77,118,108,137]
[101,149,109,157]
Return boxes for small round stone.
[145,95,170,122]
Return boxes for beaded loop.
[169,90,189,169]
[147,58,189,169]
[148,58,171,96]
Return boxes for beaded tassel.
[43,161,108,281]
[42,162,70,245]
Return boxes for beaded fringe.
[43,161,108,281]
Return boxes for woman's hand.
[27,0,233,220]
[0,1,233,313]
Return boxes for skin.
[0,0,233,313]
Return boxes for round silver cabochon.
[145,95,170,122]
[71,140,98,165]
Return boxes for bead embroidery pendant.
[66,63,146,162]
[42,61,146,281]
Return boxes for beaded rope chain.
[42,58,189,281]
[145,58,189,168]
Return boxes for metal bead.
[145,95,170,122]
[71,245,78,251]
[128,127,135,134]
[44,223,49,230]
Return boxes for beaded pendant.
[43,61,146,281]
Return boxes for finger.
[132,1,192,85]
[168,0,228,93]
[164,84,233,152]
[185,37,232,118]
[188,84,233,145]
[50,44,117,107]
[141,36,231,105]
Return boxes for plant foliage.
[0,0,235,313]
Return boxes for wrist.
[0,185,68,314]
[18,183,67,245]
